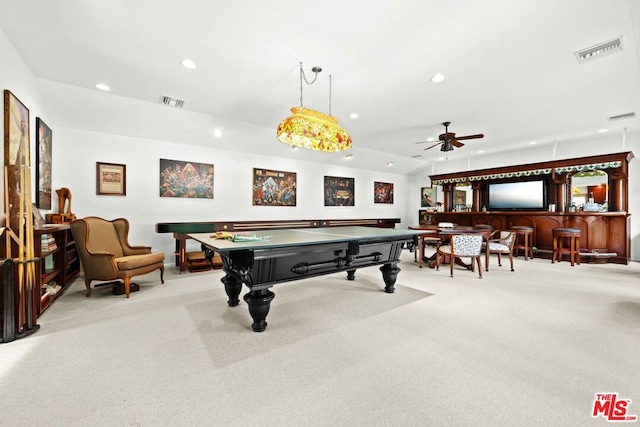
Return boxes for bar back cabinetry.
[428,211,630,264]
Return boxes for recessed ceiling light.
[349,113,359,119]
[181,59,197,69]
[213,128,222,138]
[431,73,445,83]
[529,141,537,145]
[95,83,110,91]
[386,162,394,167]
[345,153,354,159]
[478,150,485,154]
[597,128,609,133]
[427,137,435,142]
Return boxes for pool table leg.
[221,274,242,307]
[346,269,356,281]
[244,289,275,332]
[380,263,400,293]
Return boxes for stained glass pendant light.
[276,63,352,152]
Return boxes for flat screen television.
[487,180,547,211]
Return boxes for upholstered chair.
[485,231,516,272]
[436,233,483,278]
[70,217,165,298]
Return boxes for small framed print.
[421,187,436,207]
[96,162,126,196]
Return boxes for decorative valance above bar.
[429,152,634,185]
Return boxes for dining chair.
[436,233,483,278]
[485,230,515,272]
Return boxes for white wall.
[53,127,410,261]
[0,25,50,216]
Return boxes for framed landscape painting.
[374,181,394,204]
[160,158,214,198]
[252,168,297,206]
[324,176,354,206]
[36,118,52,209]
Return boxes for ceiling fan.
[417,121,484,152]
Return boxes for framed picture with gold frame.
[96,162,127,196]
[4,89,30,167]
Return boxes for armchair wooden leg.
[124,277,131,298]
[509,254,514,271]
[84,279,92,297]
[160,266,165,284]
[476,257,483,279]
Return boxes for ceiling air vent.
[608,112,635,121]
[159,95,185,108]
[575,37,623,63]
[411,154,423,158]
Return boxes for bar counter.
[423,211,630,264]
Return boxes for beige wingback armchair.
[70,217,165,298]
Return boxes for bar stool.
[510,226,534,260]
[552,228,581,266]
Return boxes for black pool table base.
[222,264,400,332]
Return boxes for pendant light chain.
[329,75,332,117]
[299,62,321,108]
[299,63,304,107]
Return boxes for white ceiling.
[2,0,640,173]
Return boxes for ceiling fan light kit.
[418,121,484,152]
[276,62,352,153]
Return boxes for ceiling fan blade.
[455,133,484,141]
[424,142,442,150]
[451,139,465,148]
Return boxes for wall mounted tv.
[487,180,547,211]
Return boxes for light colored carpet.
[1,251,639,427]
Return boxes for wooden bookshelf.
[33,224,80,316]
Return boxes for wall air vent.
[159,95,185,108]
[607,112,635,121]
[575,37,623,63]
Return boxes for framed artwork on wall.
[252,168,297,206]
[4,90,30,167]
[421,187,436,207]
[36,118,52,209]
[324,176,354,206]
[374,181,394,204]
[454,189,467,206]
[159,158,214,199]
[96,162,127,196]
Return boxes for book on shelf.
[43,254,54,274]
[42,281,62,296]
[41,233,58,251]
[40,291,50,305]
